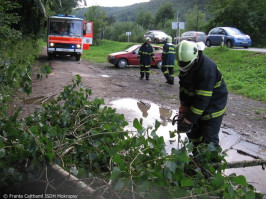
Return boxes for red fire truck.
[47,14,93,61]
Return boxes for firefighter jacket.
[162,43,175,66]
[179,54,228,124]
[138,43,154,65]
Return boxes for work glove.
[178,118,193,133]
[152,56,155,62]
[178,105,188,119]
[137,55,140,60]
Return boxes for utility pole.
[176,10,179,45]
[196,7,199,31]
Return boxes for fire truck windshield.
[49,19,82,37]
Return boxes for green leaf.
[7,126,18,137]
[170,131,176,138]
[104,123,111,131]
[212,174,224,188]
[138,181,150,192]
[165,160,177,173]
[0,149,6,158]
[180,177,194,187]
[113,154,124,167]
[233,175,247,186]
[164,167,172,180]
[154,120,161,131]
[133,118,143,131]
[76,74,82,84]
[244,191,255,199]
[30,125,38,134]
[110,167,121,181]
[114,179,125,190]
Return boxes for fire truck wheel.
[76,54,81,61]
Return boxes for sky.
[82,0,150,7]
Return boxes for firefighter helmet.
[166,36,172,43]
[145,37,151,42]
[176,40,198,72]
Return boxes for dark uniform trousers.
[162,65,174,83]
[140,64,150,80]
[187,114,224,146]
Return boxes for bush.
[0,38,44,117]
[105,22,146,43]
[0,76,263,198]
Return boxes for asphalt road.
[231,47,266,53]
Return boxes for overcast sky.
[83,0,150,7]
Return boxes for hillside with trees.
[75,0,266,47]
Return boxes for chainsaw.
[172,114,193,149]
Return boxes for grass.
[82,40,137,63]
[82,40,266,102]
[204,46,266,102]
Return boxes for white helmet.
[175,40,199,72]
[166,36,172,43]
[145,37,151,42]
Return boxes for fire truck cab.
[47,14,93,61]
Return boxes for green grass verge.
[205,47,266,102]
[82,40,266,102]
[82,40,137,63]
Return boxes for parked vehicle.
[174,31,207,44]
[143,30,170,44]
[206,27,252,48]
[47,14,93,61]
[108,45,163,68]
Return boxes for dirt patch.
[20,47,266,148]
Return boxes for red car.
[108,45,163,68]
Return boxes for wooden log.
[213,159,266,170]
[226,159,266,169]
[49,164,103,198]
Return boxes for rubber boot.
[146,73,150,80]
[140,72,144,80]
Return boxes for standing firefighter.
[175,40,228,154]
[162,36,175,84]
[138,37,155,80]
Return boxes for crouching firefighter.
[138,37,155,80]
[174,40,228,155]
[162,36,175,84]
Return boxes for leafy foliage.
[105,22,146,43]
[75,0,266,46]
[0,39,44,117]
[0,0,21,43]
[84,6,108,43]
[154,2,175,25]
[0,76,263,198]
[136,9,155,30]
[184,5,207,31]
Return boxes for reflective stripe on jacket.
[162,43,175,66]
[138,43,154,65]
[179,54,228,123]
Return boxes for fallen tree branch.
[236,149,261,159]
[49,164,104,198]
[213,159,266,170]
[226,159,266,169]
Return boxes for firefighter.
[175,40,228,152]
[138,37,155,80]
[162,36,175,84]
